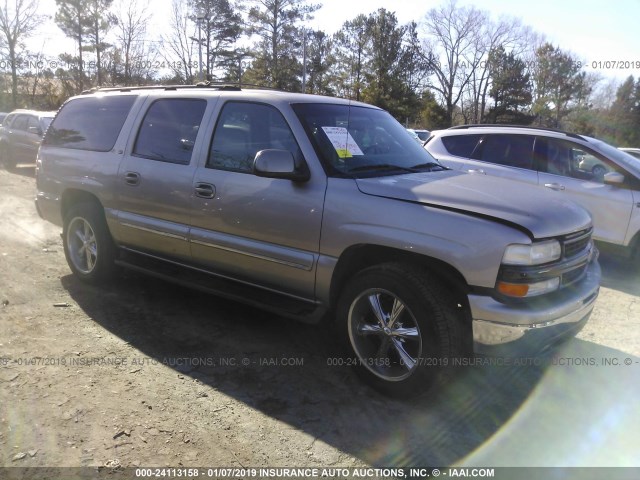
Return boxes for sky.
[306,0,640,82]
[22,0,640,84]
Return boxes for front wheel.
[0,143,16,170]
[336,263,466,396]
[63,203,116,283]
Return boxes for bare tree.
[421,0,486,126]
[161,0,197,83]
[590,76,618,111]
[0,0,44,107]
[464,17,531,123]
[113,0,154,85]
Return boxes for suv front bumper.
[470,258,601,356]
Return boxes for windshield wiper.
[409,162,447,171]
[347,164,418,174]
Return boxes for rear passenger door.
[190,101,326,300]
[466,134,539,185]
[116,97,211,261]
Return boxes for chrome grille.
[563,228,592,259]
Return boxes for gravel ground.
[1,166,639,476]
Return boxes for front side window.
[471,134,535,170]
[208,102,301,173]
[12,115,29,131]
[538,137,619,183]
[134,98,207,165]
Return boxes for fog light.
[497,277,560,297]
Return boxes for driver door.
[190,101,326,299]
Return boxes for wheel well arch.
[329,244,471,312]
[61,189,103,220]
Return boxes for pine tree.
[55,0,92,91]
[486,46,533,124]
[244,0,319,91]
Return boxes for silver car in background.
[426,125,640,261]
[0,109,56,170]
[619,147,640,160]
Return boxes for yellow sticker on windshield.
[335,149,353,158]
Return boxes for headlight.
[502,240,561,266]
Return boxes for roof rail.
[80,81,282,95]
[447,123,585,140]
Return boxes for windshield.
[292,103,442,176]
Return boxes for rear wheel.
[63,203,116,283]
[336,263,466,396]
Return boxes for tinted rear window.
[44,95,136,151]
[441,134,482,158]
[133,98,207,165]
[473,134,534,169]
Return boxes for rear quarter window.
[441,134,482,158]
[44,95,137,151]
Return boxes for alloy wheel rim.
[67,217,98,274]
[348,288,422,381]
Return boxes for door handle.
[467,169,485,175]
[124,171,140,186]
[194,182,215,199]
[544,183,565,191]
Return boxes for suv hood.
[355,170,592,239]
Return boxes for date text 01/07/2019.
[589,60,640,69]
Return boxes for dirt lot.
[1,166,639,474]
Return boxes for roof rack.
[81,81,281,95]
[447,123,585,140]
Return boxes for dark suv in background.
[0,109,56,170]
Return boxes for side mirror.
[603,172,625,185]
[253,149,310,182]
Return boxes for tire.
[336,263,466,397]
[0,143,16,171]
[63,203,116,284]
[632,235,640,268]
[592,165,606,177]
